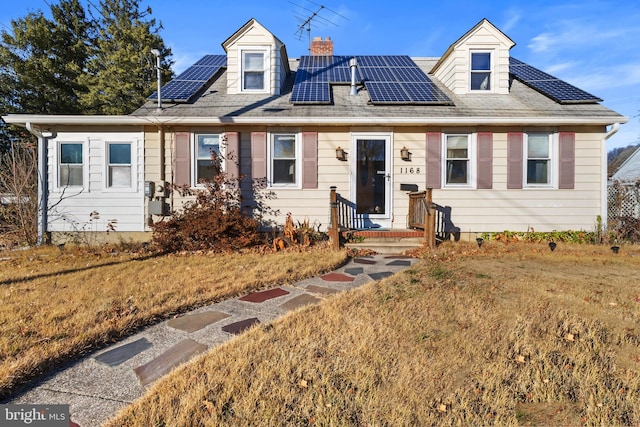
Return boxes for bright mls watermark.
[1,404,69,426]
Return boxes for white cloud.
[501,10,521,34]
[569,63,640,91]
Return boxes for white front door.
[351,133,392,229]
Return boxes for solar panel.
[290,82,331,104]
[402,83,451,103]
[509,57,602,104]
[391,67,431,83]
[148,54,226,103]
[366,82,411,103]
[356,55,387,67]
[194,55,227,67]
[383,56,417,67]
[291,55,452,105]
[359,66,396,82]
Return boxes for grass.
[0,244,347,398]
[105,241,640,426]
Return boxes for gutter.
[2,113,629,127]
[601,122,621,231]
[25,123,56,246]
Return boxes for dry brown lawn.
[0,245,347,398]
[107,242,640,426]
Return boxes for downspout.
[601,122,621,230]
[25,122,56,245]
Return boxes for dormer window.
[470,52,491,91]
[240,47,270,93]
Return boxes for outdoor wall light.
[336,146,346,161]
[400,146,411,161]
[548,241,557,251]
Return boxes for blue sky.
[1,0,638,150]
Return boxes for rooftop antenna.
[291,1,348,53]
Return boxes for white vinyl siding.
[47,131,144,233]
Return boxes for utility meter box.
[148,199,168,216]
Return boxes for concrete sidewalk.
[6,254,417,426]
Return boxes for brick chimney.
[310,37,334,55]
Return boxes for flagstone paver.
[279,294,321,311]
[353,258,377,265]
[305,284,340,295]
[221,317,261,335]
[386,260,412,267]
[167,310,231,333]
[368,272,394,281]
[133,339,207,387]
[94,338,152,367]
[344,267,364,275]
[239,288,289,303]
[321,272,355,282]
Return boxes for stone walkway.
[6,254,417,426]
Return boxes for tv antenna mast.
[291,1,348,52]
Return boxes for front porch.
[328,187,446,252]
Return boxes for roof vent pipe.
[151,49,162,112]
[349,57,358,96]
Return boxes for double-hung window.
[470,52,491,91]
[241,49,268,92]
[444,134,474,187]
[525,133,552,186]
[59,142,83,187]
[195,134,221,184]
[270,133,298,186]
[107,142,132,188]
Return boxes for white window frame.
[442,133,476,189]
[470,51,493,92]
[239,46,270,94]
[523,132,558,189]
[267,131,301,189]
[55,140,87,190]
[191,132,225,186]
[104,140,136,192]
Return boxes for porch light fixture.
[400,146,410,161]
[335,146,346,161]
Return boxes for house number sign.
[399,167,422,174]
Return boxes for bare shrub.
[0,139,38,247]
[151,172,264,253]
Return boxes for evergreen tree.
[0,0,91,115]
[80,0,172,115]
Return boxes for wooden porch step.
[342,229,425,239]
[343,229,426,254]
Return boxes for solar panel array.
[290,55,452,105]
[148,55,226,103]
[509,57,602,104]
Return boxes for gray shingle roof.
[131,58,623,124]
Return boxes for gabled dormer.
[431,19,515,95]
[222,18,290,96]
